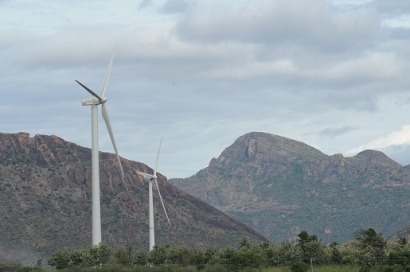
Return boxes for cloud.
[160,0,190,14]
[311,52,403,84]
[380,144,410,165]
[174,0,382,53]
[319,126,358,137]
[369,0,410,16]
[2,0,410,177]
[204,59,298,79]
[138,0,153,9]
[347,124,410,155]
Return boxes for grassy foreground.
[263,265,360,272]
[0,263,361,272]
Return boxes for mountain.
[0,132,268,262]
[171,132,410,244]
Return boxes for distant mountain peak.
[354,149,401,168]
[172,131,410,245]
[210,132,325,169]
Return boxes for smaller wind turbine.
[136,138,170,251]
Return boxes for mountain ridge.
[0,132,268,262]
[172,131,410,243]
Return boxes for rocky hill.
[171,132,410,244]
[0,132,268,262]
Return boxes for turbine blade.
[101,104,128,190]
[75,80,103,103]
[101,50,115,97]
[154,178,170,225]
[136,171,154,180]
[153,137,163,177]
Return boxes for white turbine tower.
[136,138,171,251]
[76,53,125,246]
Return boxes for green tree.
[396,236,409,247]
[133,250,148,266]
[111,247,133,266]
[148,246,166,265]
[79,244,112,267]
[69,250,83,267]
[203,248,221,265]
[164,245,192,266]
[291,260,309,272]
[354,228,387,265]
[326,242,343,264]
[278,241,301,265]
[229,242,266,270]
[338,240,364,265]
[388,240,410,269]
[297,231,326,264]
[188,248,207,270]
[354,228,386,250]
[264,243,282,266]
[48,250,71,270]
[217,247,236,267]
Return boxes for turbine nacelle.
[82,97,108,106]
[136,171,157,181]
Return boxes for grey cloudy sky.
[1,0,410,178]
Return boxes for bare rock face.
[0,132,268,262]
[172,132,410,244]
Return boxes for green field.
[262,266,360,272]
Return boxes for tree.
[111,247,133,266]
[327,242,343,264]
[189,248,207,270]
[148,246,166,265]
[133,250,148,266]
[48,250,71,270]
[164,245,192,266]
[396,236,409,247]
[354,228,387,267]
[81,244,112,267]
[297,231,326,264]
[388,238,410,269]
[291,261,309,272]
[278,241,301,265]
[264,243,282,266]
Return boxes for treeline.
[3,228,410,272]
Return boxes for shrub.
[383,264,406,272]
[359,267,371,272]
[202,264,229,272]
[291,261,309,272]
[48,250,71,269]
[133,250,148,266]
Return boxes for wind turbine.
[76,53,126,246]
[136,138,171,251]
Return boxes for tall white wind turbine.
[136,138,170,251]
[76,53,125,246]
